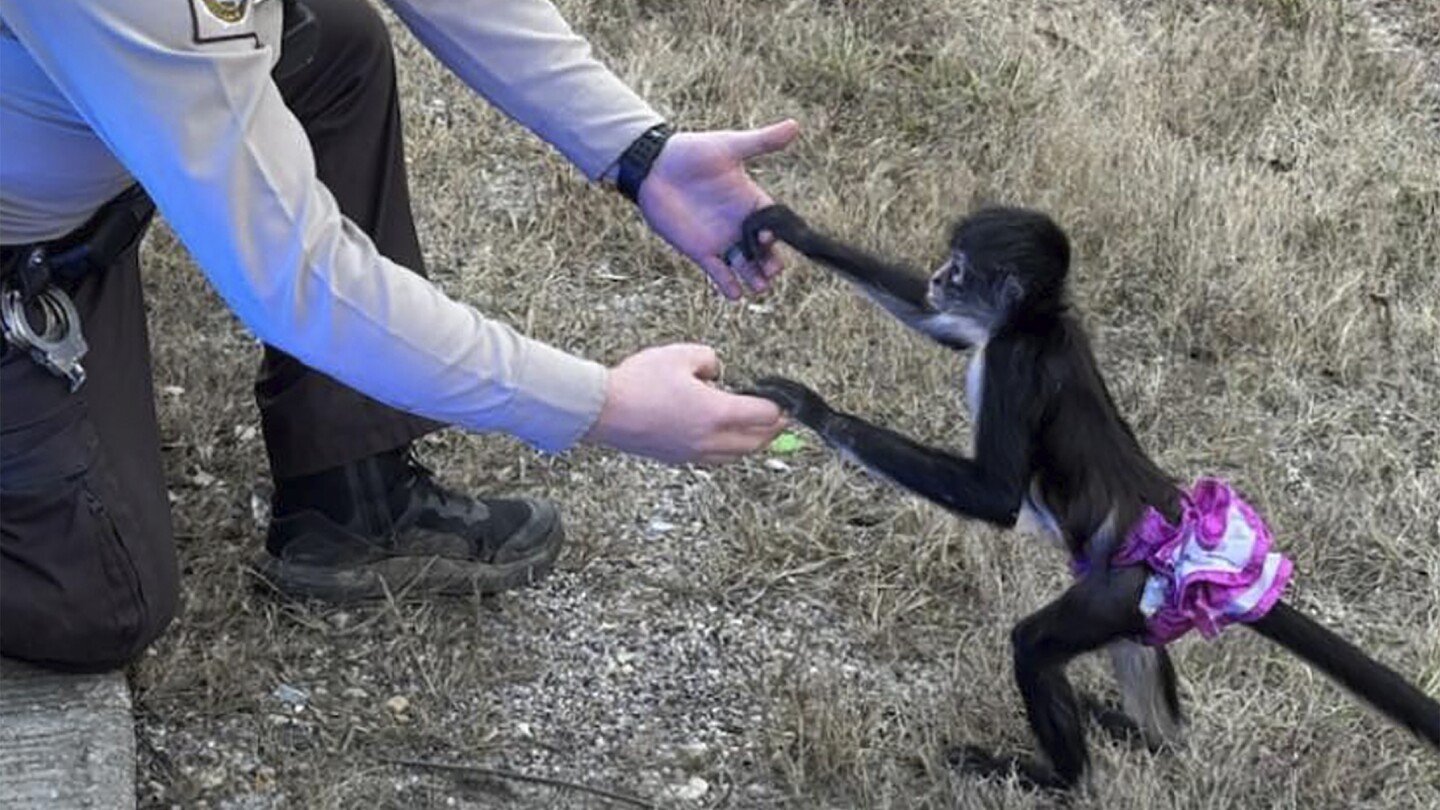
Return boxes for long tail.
[1249,601,1440,747]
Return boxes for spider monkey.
[740,203,1440,790]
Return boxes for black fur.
[1252,602,1440,746]
[744,203,1440,789]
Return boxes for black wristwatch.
[614,123,674,203]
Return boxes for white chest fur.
[964,346,986,421]
[965,346,1066,549]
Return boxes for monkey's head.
[928,207,1071,334]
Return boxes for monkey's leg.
[1106,639,1184,749]
[953,570,1148,791]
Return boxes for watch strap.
[615,123,674,203]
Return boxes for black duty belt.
[0,184,156,390]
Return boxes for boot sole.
[251,502,564,604]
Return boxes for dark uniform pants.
[1,0,439,672]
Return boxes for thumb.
[726,119,801,161]
[676,344,721,381]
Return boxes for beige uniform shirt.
[0,0,666,451]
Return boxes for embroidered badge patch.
[190,0,256,45]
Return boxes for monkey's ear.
[999,275,1026,310]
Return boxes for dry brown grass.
[132,0,1438,807]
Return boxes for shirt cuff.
[497,338,609,453]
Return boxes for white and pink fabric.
[1113,478,1293,645]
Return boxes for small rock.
[669,776,709,801]
[385,695,410,715]
[250,492,270,527]
[272,683,309,709]
[253,765,277,791]
[676,741,710,769]
[197,766,226,790]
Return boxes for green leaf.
[769,432,805,454]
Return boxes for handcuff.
[1,248,88,391]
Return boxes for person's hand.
[636,120,800,300]
[581,344,786,465]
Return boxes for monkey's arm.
[750,376,1030,527]
[742,205,974,350]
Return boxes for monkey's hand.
[741,204,814,261]
[746,376,832,429]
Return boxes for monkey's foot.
[1078,692,1180,753]
[1078,693,1148,750]
[946,745,1070,793]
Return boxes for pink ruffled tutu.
[1112,478,1292,646]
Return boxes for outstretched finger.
[703,422,788,464]
[699,255,742,300]
[725,119,801,161]
[758,233,784,279]
[738,416,789,444]
[726,247,770,294]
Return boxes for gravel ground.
[129,1,1440,807]
[135,455,962,809]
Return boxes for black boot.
[255,447,563,602]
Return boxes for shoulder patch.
[190,0,258,46]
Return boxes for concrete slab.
[0,657,135,809]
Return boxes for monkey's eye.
[948,256,967,286]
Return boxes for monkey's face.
[927,249,1023,332]
[926,253,966,310]
[936,207,1072,325]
